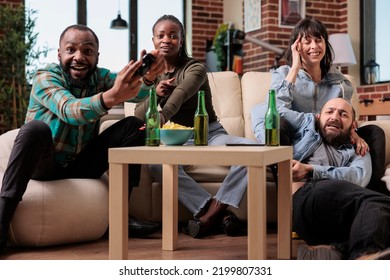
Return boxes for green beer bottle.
[265,89,280,146]
[194,90,209,146]
[145,87,160,146]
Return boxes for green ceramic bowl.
[160,129,194,146]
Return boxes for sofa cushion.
[207,71,245,137]
[0,129,19,172]
[241,72,272,140]
[185,165,230,182]
[5,174,109,247]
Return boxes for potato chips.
[162,122,193,130]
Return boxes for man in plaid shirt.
[0,24,164,252]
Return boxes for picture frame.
[279,0,306,27]
[244,0,261,32]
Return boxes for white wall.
[223,0,243,30]
[186,0,193,55]
[348,0,360,85]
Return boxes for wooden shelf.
[359,97,390,120]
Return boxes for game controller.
[135,53,156,77]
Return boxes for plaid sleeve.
[30,68,107,126]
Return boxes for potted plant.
[213,23,229,71]
[212,23,241,72]
[0,4,48,133]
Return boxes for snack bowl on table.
[160,128,194,146]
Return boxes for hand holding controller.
[135,53,156,77]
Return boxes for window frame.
[360,0,390,84]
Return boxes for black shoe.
[187,219,211,238]
[222,211,242,236]
[0,230,8,253]
[128,215,160,238]
[186,218,221,238]
[0,198,19,252]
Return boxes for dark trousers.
[293,179,390,259]
[1,117,145,201]
[356,125,387,194]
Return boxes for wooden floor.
[1,227,305,260]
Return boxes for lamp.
[328,33,357,69]
[364,60,380,85]
[111,0,128,29]
[233,30,285,70]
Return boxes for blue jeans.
[149,121,257,216]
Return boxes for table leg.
[247,166,266,259]
[162,164,178,250]
[109,163,129,260]
[277,159,292,259]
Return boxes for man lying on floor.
[252,97,390,260]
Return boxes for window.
[361,0,390,83]
[26,0,128,72]
[87,0,129,72]
[26,0,184,73]
[25,0,77,69]
[137,0,184,53]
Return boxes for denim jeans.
[149,121,257,216]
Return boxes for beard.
[60,61,97,88]
[316,119,352,147]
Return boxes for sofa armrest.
[0,129,20,172]
[359,120,390,167]
[207,71,245,137]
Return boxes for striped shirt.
[25,63,115,166]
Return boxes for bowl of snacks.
[160,122,194,146]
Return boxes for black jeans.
[293,179,390,259]
[356,125,387,194]
[1,117,145,201]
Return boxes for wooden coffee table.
[108,145,292,260]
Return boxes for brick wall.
[0,0,21,6]
[191,0,224,60]
[358,84,390,102]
